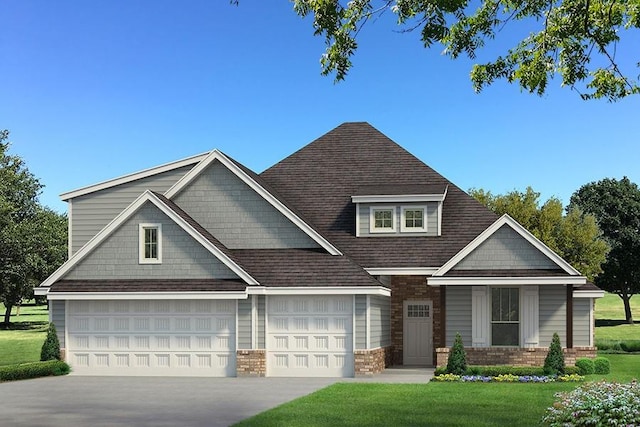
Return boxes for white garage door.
[267,295,353,377]
[67,299,236,376]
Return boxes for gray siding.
[257,295,266,349]
[370,295,391,348]
[573,299,591,346]
[358,203,439,236]
[51,300,65,348]
[174,160,320,249]
[454,225,558,270]
[66,202,239,280]
[237,299,252,349]
[446,286,472,346]
[355,295,367,350]
[70,165,193,253]
[539,285,567,346]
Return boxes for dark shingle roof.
[50,279,247,292]
[260,122,498,268]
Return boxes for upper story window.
[491,287,519,346]
[401,206,427,232]
[370,207,397,233]
[139,223,162,264]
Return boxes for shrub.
[594,357,611,374]
[575,358,595,375]
[446,333,467,375]
[563,366,581,375]
[620,340,640,353]
[542,381,640,426]
[544,333,565,375]
[40,323,61,361]
[434,367,447,376]
[0,360,70,382]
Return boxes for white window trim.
[139,223,162,264]
[400,205,427,233]
[369,206,397,233]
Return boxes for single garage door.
[267,295,353,377]
[67,299,236,376]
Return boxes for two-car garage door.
[67,300,236,376]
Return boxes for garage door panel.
[67,300,236,377]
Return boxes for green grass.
[0,303,49,366]
[236,354,640,427]
[595,292,640,341]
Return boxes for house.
[35,122,602,377]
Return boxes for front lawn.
[0,303,49,366]
[595,292,640,341]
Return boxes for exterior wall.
[370,295,391,348]
[539,285,567,346]
[237,299,252,350]
[174,161,320,249]
[436,346,597,368]
[354,346,393,375]
[51,300,66,348]
[70,165,193,253]
[453,225,558,270]
[445,286,472,347]
[66,202,239,280]
[573,298,592,347]
[355,295,367,350]
[257,295,266,349]
[390,276,442,365]
[357,203,438,236]
[236,350,266,377]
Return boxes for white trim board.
[365,267,439,276]
[427,276,587,286]
[39,190,259,288]
[433,214,582,277]
[164,150,343,256]
[246,286,391,296]
[60,152,210,200]
[46,291,249,300]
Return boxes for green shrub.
[594,357,611,374]
[446,333,467,375]
[564,365,582,375]
[0,360,70,382]
[434,367,447,376]
[542,381,640,426]
[574,358,595,375]
[40,323,61,361]
[620,341,640,353]
[596,340,640,353]
[544,333,565,375]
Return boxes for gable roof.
[260,122,498,268]
[164,149,343,256]
[39,191,259,288]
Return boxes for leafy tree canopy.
[470,186,608,280]
[570,177,640,323]
[287,0,640,101]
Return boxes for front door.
[403,300,433,366]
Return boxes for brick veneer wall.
[236,350,266,377]
[354,346,393,375]
[390,276,442,365]
[435,346,597,368]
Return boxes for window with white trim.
[491,287,519,346]
[139,223,162,264]
[369,207,397,233]
[401,206,427,232]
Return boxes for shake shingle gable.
[260,122,498,268]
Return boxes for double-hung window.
[491,288,519,346]
[139,223,162,264]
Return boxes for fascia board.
[60,152,210,200]
[46,291,248,300]
[165,150,343,256]
[573,290,606,298]
[427,276,588,286]
[365,267,439,276]
[351,194,446,203]
[246,286,391,296]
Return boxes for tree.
[570,177,640,324]
[0,132,67,326]
[469,187,608,281]
[446,332,468,375]
[544,332,566,374]
[287,0,640,101]
[41,323,62,361]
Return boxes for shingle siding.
[65,202,239,280]
[174,161,320,250]
[51,300,65,348]
[453,225,558,270]
[70,165,193,253]
[573,299,591,346]
[358,203,438,236]
[539,285,567,346]
[370,295,390,348]
[446,286,472,346]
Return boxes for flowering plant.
[432,373,584,383]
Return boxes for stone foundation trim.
[236,350,266,377]
[435,346,597,368]
[355,346,393,375]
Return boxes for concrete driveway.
[1,376,339,427]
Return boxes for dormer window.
[139,223,162,264]
[401,206,427,232]
[370,207,397,233]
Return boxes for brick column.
[236,350,266,377]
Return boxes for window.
[369,207,397,233]
[401,206,427,232]
[407,304,430,318]
[491,288,519,346]
[139,223,162,264]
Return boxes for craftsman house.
[36,122,601,377]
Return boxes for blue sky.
[2,1,638,214]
